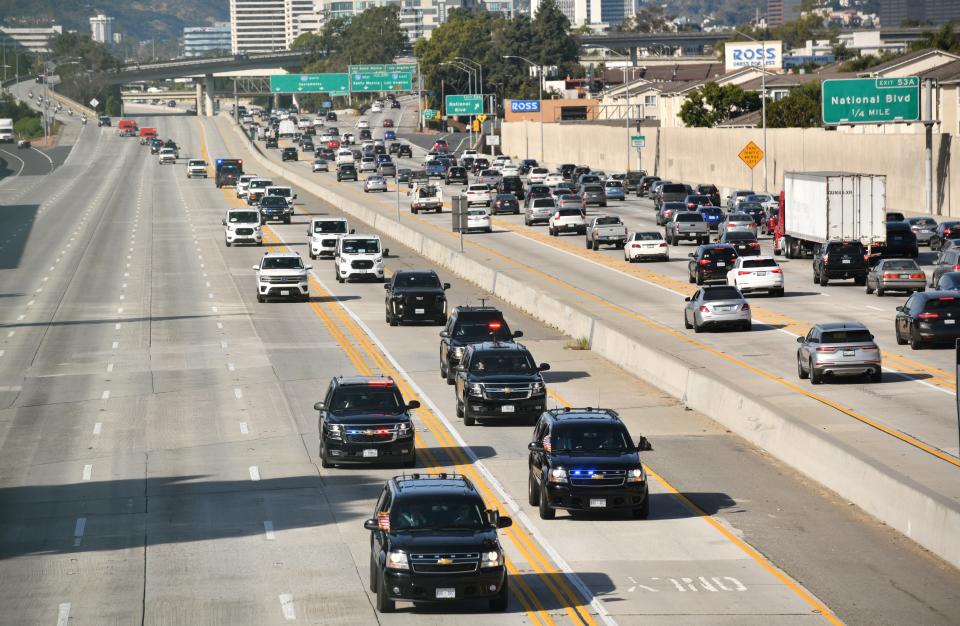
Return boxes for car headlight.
[548,468,568,483]
[451,346,465,359]
[254,225,261,231]
[531,381,544,394]
[397,421,413,438]
[227,225,235,231]
[374,256,383,264]
[325,423,342,440]
[481,550,502,568]
[386,551,409,570]
[468,383,483,398]
[627,467,646,483]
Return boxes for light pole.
[504,55,543,164]
[441,60,477,146]
[733,30,769,192]
[456,57,483,139]
[602,47,636,173]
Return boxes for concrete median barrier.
[223,116,960,570]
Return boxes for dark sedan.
[491,193,520,215]
[896,291,960,348]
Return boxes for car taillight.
[911,226,919,231]
[698,259,712,265]
[749,242,760,248]
[953,264,960,271]
[910,273,925,279]
[687,203,696,208]
[816,347,837,352]
[738,271,751,275]
[882,273,899,279]
[918,312,939,320]
[771,268,783,273]
[698,305,709,312]
[632,243,642,248]
[945,228,953,235]
[823,255,829,263]
[862,344,879,351]
[741,303,750,311]
[659,243,668,247]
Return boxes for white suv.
[223,208,262,247]
[253,252,311,302]
[236,175,256,198]
[307,217,352,259]
[335,235,387,283]
[187,159,208,178]
[158,148,176,164]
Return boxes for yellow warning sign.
[738,141,764,170]
[477,114,487,123]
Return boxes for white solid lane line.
[56,603,71,626]
[248,466,261,481]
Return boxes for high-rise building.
[89,14,114,44]
[229,0,326,52]
[183,22,232,57]
[530,0,629,27]
[880,0,960,27]
[766,0,803,27]
[0,25,62,53]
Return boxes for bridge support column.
[630,47,638,66]
[203,74,215,117]
[195,81,203,116]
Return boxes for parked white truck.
[774,172,887,258]
[0,118,14,143]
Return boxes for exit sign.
[822,77,920,125]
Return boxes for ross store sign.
[724,41,783,72]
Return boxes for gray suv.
[524,197,558,226]
[579,183,607,208]
[796,322,881,384]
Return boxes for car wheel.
[225,240,232,247]
[910,328,923,350]
[320,443,333,468]
[797,355,808,379]
[695,272,704,286]
[528,472,540,506]
[591,239,599,251]
[819,272,829,287]
[810,360,823,384]
[631,495,650,519]
[584,239,591,249]
[463,408,475,426]
[895,326,907,345]
[284,217,291,224]
[876,287,884,297]
[389,310,398,327]
[375,567,395,613]
[870,369,883,384]
[257,292,265,303]
[336,272,344,283]
[684,313,692,329]
[369,554,378,593]
[456,400,463,418]
[538,483,555,520]
[865,282,874,295]
[693,318,703,333]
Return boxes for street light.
[601,48,636,173]
[503,55,543,165]
[455,57,484,131]
[440,60,477,146]
[733,30,769,193]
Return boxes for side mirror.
[688,253,694,258]
[527,441,544,452]
[796,336,804,343]
[383,283,391,290]
[363,518,378,531]
[439,330,450,338]
[221,219,227,226]
[313,401,325,411]
[443,282,451,290]
[252,265,260,271]
[497,515,512,529]
[293,194,298,199]
[896,306,905,312]
[512,330,523,338]
[406,400,421,410]
[637,436,653,452]
[383,248,390,257]
[307,229,312,236]
[538,363,551,372]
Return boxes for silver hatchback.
[683,285,751,332]
[796,322,881,384]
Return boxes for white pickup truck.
[410,183,443,214]
[158,148,177,165]
[186,159,208,178]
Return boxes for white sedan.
[465,184,492,207]
[466,208,492,233]
[501,165,520,177]
[726,256,784,296]
[356,119,370,129]
[624,231,669,262]
[544,172,565,187]
[528,167,549,184]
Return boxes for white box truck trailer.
[0,118,14,143]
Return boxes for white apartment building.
[89,14,114,44]
[531,0,630,26]
[230,0,316,53]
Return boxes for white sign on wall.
[724,40,783,72]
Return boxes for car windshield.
[702,286,742,301]
[391,497,487,532]
[261,197,287,207]
[633,232,662,241]
[821,329,873,343]
[314,221,347,234]
[742,258,777,268]
[595,216,622,226]
[329,387,402,413]
[551,424,631,452]
[251,180,272,188]
[924,297,960,313]
[469,185,490,192]
[729,213,752,222]
[396,273,441,288]
[705,247,737,261]
[584,185,604,193]
[189,160,205,166]
[747,195,772,202]
[342,239,380,254]
[558,208,583,217]
[268,188,291,197]
[469,352,535,373]
[725,232,756,242]
[688,195,710,203]
[229,211,259,223]
[533,199,556,208]
[261,257,303,270]
[881,260,920,271]
[495,194,515,202]
[676,213,704,222]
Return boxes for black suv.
[814,240,867,286]
[397,144,412,158]
[454,342,549,426]
[688,244,738,284]
[882,222,918,259]
[315,376,419,468]
[446,166,468,185]
[895,291,960,348]
[527,408,653,520]
[265,137,279,149]
[440,306,521,383]
[365,473,512,613]
[497,176,525,200]
[281,147,298,162]
[337,163,358,182]
[384,270,450,326]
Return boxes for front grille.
[344,424,398,444]
[410,553,480,574]
[321,239,337,247]
[483,385,532,401]
[351,260,374,269]
[265,276,301,284]
[569,469,626,488]
[236,228,254,236]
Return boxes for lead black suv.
[814,240,867,286]
[440,306,521,383]
[365,473,512,613]
[527,408,653,520]
[454,341,549,426]
[384,270,450,326]
[337,163,358,182]
[315,376,419,468]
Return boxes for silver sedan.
[717,213,758,238]
[364,175,388,193]
[683,285,751,332]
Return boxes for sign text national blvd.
[822,77,920,125]
[445,94,483,116]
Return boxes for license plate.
[436,588,456,599]
[590,498,606,508]
[362,449,378,458]
[280,290,290,296]
[414,308,425,314]
[755,271,767,276]
[841,259,851,264]
[717,262,726,267]
[899,274,911,279]
[946,319,956,325]
[843,350,855,356]
[501,405,515,413]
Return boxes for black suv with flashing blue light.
[316,376,419,468]
[527,408,653,520]
[365,473,512,613]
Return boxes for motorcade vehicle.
[624,231,669,262]
[335,235,387,282]
[384,270,449,326]
[186,159,208,178]
[865,258,925,296]
[364,175,388,193]
[158,148,177,164]
[585,215,627,250]
[439,307,520,382]
[688,244,739,285]
[247,177,274,204]
[527,408,652,520]
[222,209,262,247]
[117,119,138,137]
[524,197,558,226]
[813,240,868,286]
[725,256,783,296]
[138,127,158,144]
[96,115,111,128]
[453,342,549,426]
[307,217,353,259]
[797,323,881,383]
[235,174,256,198]
[683,285,752,332]
[252,251,311,302]
[548,208,587,237]
[258,194,294,223]
[717,231,761,256]
[491,194,520,214]
[665,212,709,246]
[364,472,510,612]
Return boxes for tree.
[530,0,580,72]
[616,7,672,33]
[908,21,960,54]
[765,81,821,128]
[679,82,760,127]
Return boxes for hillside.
[0,0,228,41]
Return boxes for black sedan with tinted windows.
[718,231,761,256]
[491,193,520,215]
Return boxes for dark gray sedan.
[866,258,926,296]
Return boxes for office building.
[767,0,803,27]
[880,0,960,27]
[531,0,629,27]
[89,14,114,44]
[0,25,62,53]
[229,0,325,52]
[183,22,232,57]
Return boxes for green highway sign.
[630,134,645,147]
[270,73,349,94]
[350,64,386,72]
[350,70,414,92]
[349,63,417,74]
[822,77,920,125]
[445,94,483,116]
